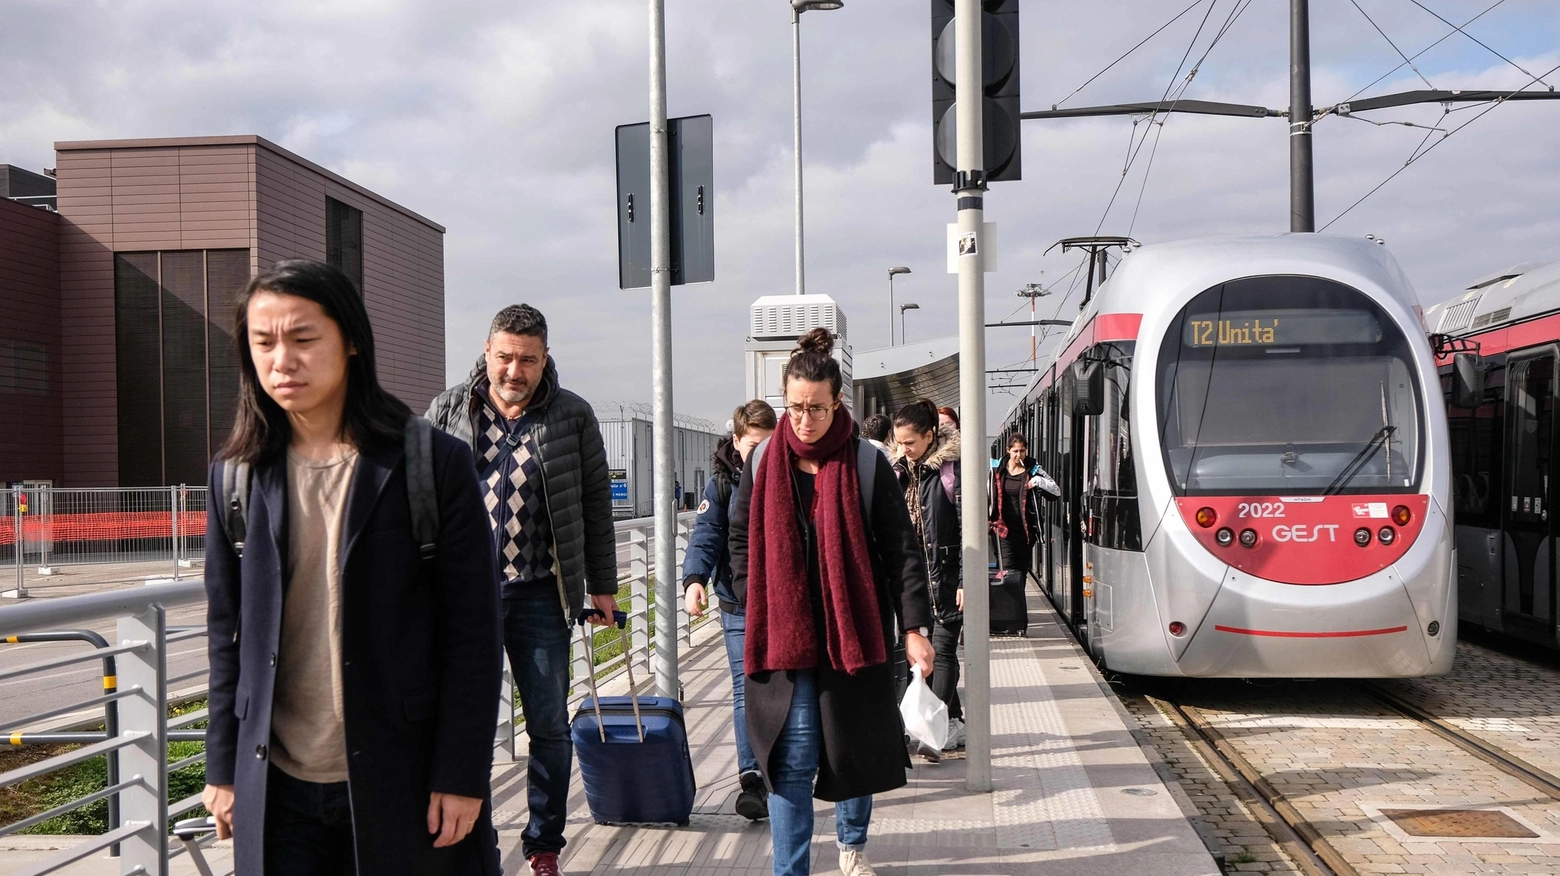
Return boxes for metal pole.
[792,6,806,296]
[888,272,896,346]
[954,0,992,794]
[1289,0,1315,232]
[648,0,679,699]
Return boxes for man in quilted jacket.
[426,304,618,876]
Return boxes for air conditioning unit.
[749,294,848,343]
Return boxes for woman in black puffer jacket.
[891,399,965,755]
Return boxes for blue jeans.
[769,669,872,876]
[503,587,573,859]
[263,765,355,875]
[720,611,759,775]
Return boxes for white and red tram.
[1002,234,1455,677]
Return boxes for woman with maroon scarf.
[729,329,934,876]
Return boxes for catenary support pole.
[1289,0,1315,232]
[954,0,992,794]
[792,6,806,296]
[648,0,678,698]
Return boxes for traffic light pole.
[954,0,992,794]
[647,0,678,698]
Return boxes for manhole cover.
[1380,809,1538,838]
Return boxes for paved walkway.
[0,588,1219,875]
[507,591,1219,876]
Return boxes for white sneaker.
[839,848,878,876]
[943,717,967,751]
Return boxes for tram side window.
[1087,354,1136,498]
[1446,365,1505,527]
[1509,357,1552,524]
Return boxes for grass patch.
[0,699,208,835]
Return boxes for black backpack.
[219,417,440,561]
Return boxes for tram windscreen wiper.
[1323,426,1397,495]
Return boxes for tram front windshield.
[1156,276,1423,496]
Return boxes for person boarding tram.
[989,433,1059,576]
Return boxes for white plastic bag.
[899,665,949,752]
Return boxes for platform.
[511,588,1221,876]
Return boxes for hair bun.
[792,327,835,358]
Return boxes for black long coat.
[204,430,503,875]
[728,439,933,802]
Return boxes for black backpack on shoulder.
[219,417,440,561]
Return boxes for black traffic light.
[931,0,1021,185]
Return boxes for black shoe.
[735,770,769,821]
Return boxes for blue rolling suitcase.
[571,613,697,825]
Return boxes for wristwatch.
[908,626,930,638]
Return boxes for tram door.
[1502,349,1559,645]
[1056,370,1087,632]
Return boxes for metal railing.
[1,487,206,598]
[0,511,717,875]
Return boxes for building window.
[327,196,364,294]
[0,339,49,396]
[114,249,251,487]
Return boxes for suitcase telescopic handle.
[578,609,644,742]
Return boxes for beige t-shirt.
[270,448,358,783]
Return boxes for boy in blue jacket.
[682,400,776,820]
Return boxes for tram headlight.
[1354,527,1372,547]
[1195,507,1217,528]
[1392,505,1413,526]
[1378,526,1396,545]
[1215,527,1234,547]
[1238,528,1259,548]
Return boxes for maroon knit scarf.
[745,408,886,675]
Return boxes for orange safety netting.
[0,512,205,547]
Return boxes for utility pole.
[954,0,992,794]
[1290,0,1315,232]
[1016,279,1047,364]
[648,0,678,698]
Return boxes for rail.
[0,511,708,875]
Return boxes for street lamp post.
[900,303,920,345]
[888,266,911,346]
[791,0,843,296]
[1016,278,1049,363]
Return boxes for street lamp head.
[901,303,920,312]
[888,266,911,276]
[793,0,844,10]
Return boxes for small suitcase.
[990,568,1029,636]
[571,613,697,825]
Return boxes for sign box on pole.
[616,114,714,289]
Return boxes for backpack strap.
[403,417,439,562]
[856,438,877,530]
[221,460,251,559]
[749,437,877,529]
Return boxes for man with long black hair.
[202,259,502,875]
[427,304,618,876]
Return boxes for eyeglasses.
[785,403,836,422]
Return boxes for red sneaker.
[528,852,563,876]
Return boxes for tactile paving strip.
[990,640,1116,852]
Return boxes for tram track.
[1357,681,1560,802]
[1143,692,1350,876]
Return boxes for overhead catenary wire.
[1406,0,1552,89]
[1051,0,1207,110]
[1320,59,1560,230]
[1093,0,1222,235]
[1350,0,1435,90]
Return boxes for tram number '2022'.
[1237,502,1285,518]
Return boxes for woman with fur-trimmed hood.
[890,399,966,754]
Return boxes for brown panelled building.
[2,136,446,487]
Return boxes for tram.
[1423,260,1560,650]
[1000,233,1457,677]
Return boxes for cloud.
[2,0,1558,431]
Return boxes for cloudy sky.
[4,0,1558,430]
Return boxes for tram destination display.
[1183,308,1382,348]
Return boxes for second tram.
[1002,234,1456,677]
